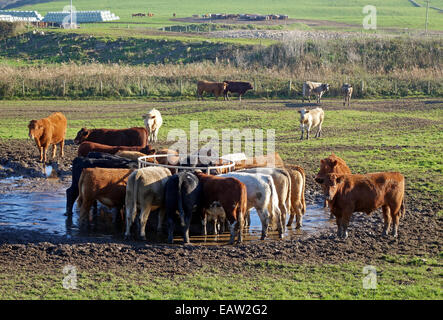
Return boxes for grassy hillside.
[13,0,443,30]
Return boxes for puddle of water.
[0,178,334,244]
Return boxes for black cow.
[165,172,201,244]
[65,152,137,215]
[223,81,253,101]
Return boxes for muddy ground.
[0,99,441,276]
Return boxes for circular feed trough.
[138,154,236,174]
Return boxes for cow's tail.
[77,171,85,208]
[177,175,186,227]
[293,166,306,214]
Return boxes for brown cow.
[234,152,285,171]
[78,141,154,157]
[194,171,247,244]
[74,127,148,147]
[28,112,67,163]
[77,168,134,226]
[197,81,227,100]
[323,172,405,239]
[314,153,351,215]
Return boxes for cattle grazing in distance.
[66,153,137,215]
[302,81,329,104]
[323,172,405,239]
[341,83,353,107]
[165,172,201,244]
[28,112,67,163]
[314,153,352,214]
[223,80,253,101]
[124,167,172,240]
[74,127,148,147]
[78,141,154,157]
[194,171,247,244]
[197,80,227,100]
[220,172,284,240]
[142,108,163,143]
[77,168,133,226]
[298,107,324,140]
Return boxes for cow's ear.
[331,160,338,168]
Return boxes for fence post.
[427,81,431,95]
[360,80,365,96]
[63,79,66,96]
[22,79,25,96]
[100,79,103,96]
[180,79,183,96]
[288,79,292,97]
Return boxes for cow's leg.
[382,205,392,237]
[340,213,351,239]
[157,207,165,233]
[59,140,65,158]
[391,203,402,238]
[51,144,57,159]
[212,219,218,235]
[228,220,237,245]
[39,146,44,162]
[201,214,207,236]
[256,208,270,240]
[138,202,152,240]
[316,123,322,138]
[306,125,311,140]
[124,201,137,240]
[167,214,175,244]
[299,124,304,140]
[286,212,294,227]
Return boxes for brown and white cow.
[341,83,353,107]
[323,172,405,239]
[314,153,352,214]
[197,80,227,100]
[302,81,329,104]
[28,112,67,164]
[77,167,134,226]
[194,171,247,244]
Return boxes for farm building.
[0,10,43,22]
[42,10,120,24]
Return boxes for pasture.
[14,0,443,30]
[0,98,441,299]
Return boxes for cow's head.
[298,109,309,121]
[28,120,43,140]
[246,82,253,90]
[142,109,159,132]
[323,83,330,92]
[323,173,344,201]
[74,128,90,144]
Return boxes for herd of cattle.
[26,96,405,243]
[197,80,353,107]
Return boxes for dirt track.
[0,99,442,275]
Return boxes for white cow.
[142,108,162,143]
[302,81,329,104]
[298,107,324,140]
[220,172,283,240]
[124,167,171,240]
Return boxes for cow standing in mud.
[323,172,405,239]
[28,112,67,164]
[164,172,201,244]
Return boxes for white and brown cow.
[142,108,163,143]
[298,107,324,140]
[124,167,172,240]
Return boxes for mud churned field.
[0,98,441,300]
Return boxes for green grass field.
[0,255,441,299]
[15,0,443,31]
